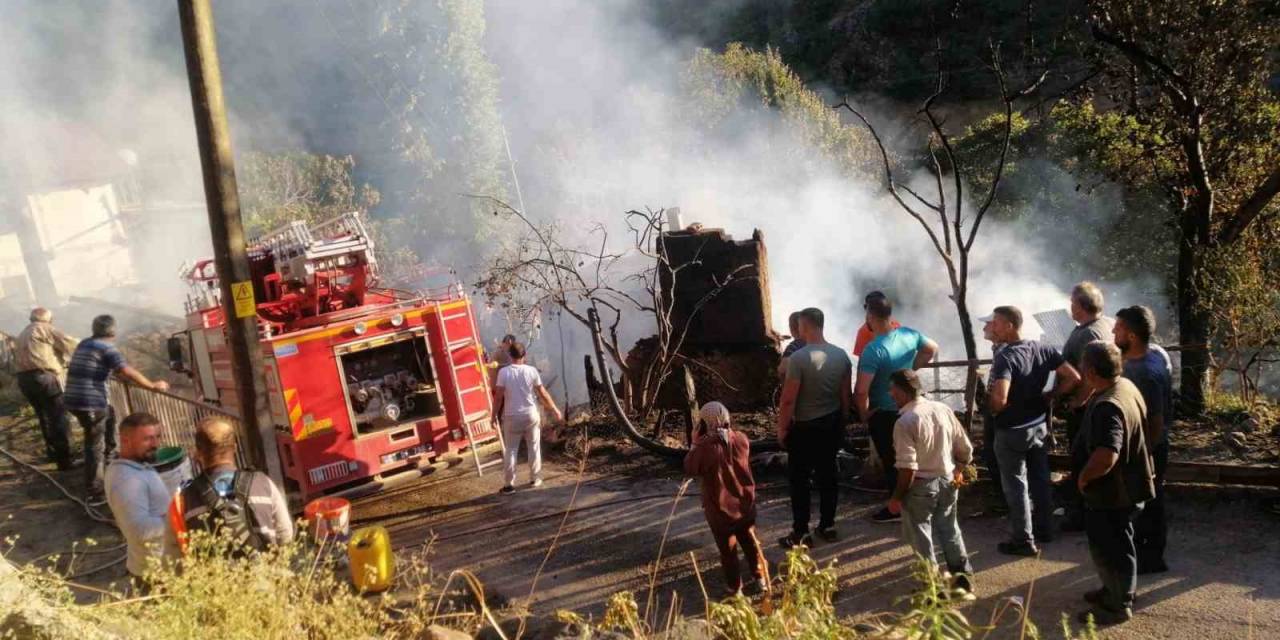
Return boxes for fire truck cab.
[172,212,501,498]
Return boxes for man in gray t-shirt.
[776,307,852,548]
[1061,282,1114,531]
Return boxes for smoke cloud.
[0,0,1166,399]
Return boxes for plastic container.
[347,526,395,593]
[152,446,192,496]
[304,497,351,542]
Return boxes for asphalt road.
[357,452,1280,639]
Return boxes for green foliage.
[5,529,476,640]
[237,151,423,287]
[652,0,1087,101]
[238,152,380,236]
[683,43,878,181]
[368,0,510,250]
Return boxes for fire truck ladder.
[249,211,380,277]
[434,300,504,476]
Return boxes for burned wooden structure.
[624,222,781,441]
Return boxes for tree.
[238,152,380,234]
[837,46,1046,421]
[1070,0,1280,412]
[316,0,510,259]
[237,151,420,287]
[683,43,879,182]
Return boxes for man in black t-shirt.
[982,306,1080,556]
[1073,341,1154,627]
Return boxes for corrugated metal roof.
[1033,308,1076,348]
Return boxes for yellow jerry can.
[347,526,395,593]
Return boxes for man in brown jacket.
[13,307,79,468]
[684,401,768,596]
[1074,341,1155,626]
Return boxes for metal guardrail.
[107,379,249,471]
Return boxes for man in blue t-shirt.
[854,295,938,524]
[1113,305,1173,574]
[65,315,170,506]
[982,306,1080,556]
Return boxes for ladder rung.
[457,385,485,395]
[441,312,469,321]
[447,338,474,351]
[464,410,491,422]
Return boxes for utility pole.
[177,0,282,486]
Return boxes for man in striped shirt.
[64,315,169,505]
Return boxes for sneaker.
[1077,606,1132,626]
[870,507,901,524]
[531,478,544,488]
[743,578,768,597]
[778,532,813,550]
[951,574,977,601]
[996,540,1039,557]
[816,525,838,542]
[499,485,516,494]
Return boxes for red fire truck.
[172,212,501,498]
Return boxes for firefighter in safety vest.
[165,416,294,557]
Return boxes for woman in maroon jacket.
[684,401,769,596]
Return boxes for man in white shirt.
[886,369,976,599]
[493,341,562,493]
[104,412,171,585]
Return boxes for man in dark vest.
[1074,341,1155,626]
[165,417,293,557]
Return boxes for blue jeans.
[994,424,1053,544]
[902,476,972,574]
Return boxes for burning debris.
[626,217,781,421]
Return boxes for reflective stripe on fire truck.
[285,389,336,440]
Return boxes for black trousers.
[1135,441,1168,567]
[17,370,72,465]
[1060,407,1086,521]
[71,407,117,496]
[868,410,899,491]
[1085,503,1141,611]
[787,411,842,534]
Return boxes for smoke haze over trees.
[1,0,1274,408]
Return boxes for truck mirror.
[167,335,188,373]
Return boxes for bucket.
[152,446,192,496]
[304,497,351,542]
[347,526,395,593]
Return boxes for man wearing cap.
[65,315,170,506]
[13,307,79,469]
[855,294,938,524]
[982,306,1080,556]
[684,401,767,596]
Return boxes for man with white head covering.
[684,401,768,596]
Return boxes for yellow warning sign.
[231,281,256,318]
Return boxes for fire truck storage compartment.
[337,329,443,435]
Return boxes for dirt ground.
[3,412,1279,638]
